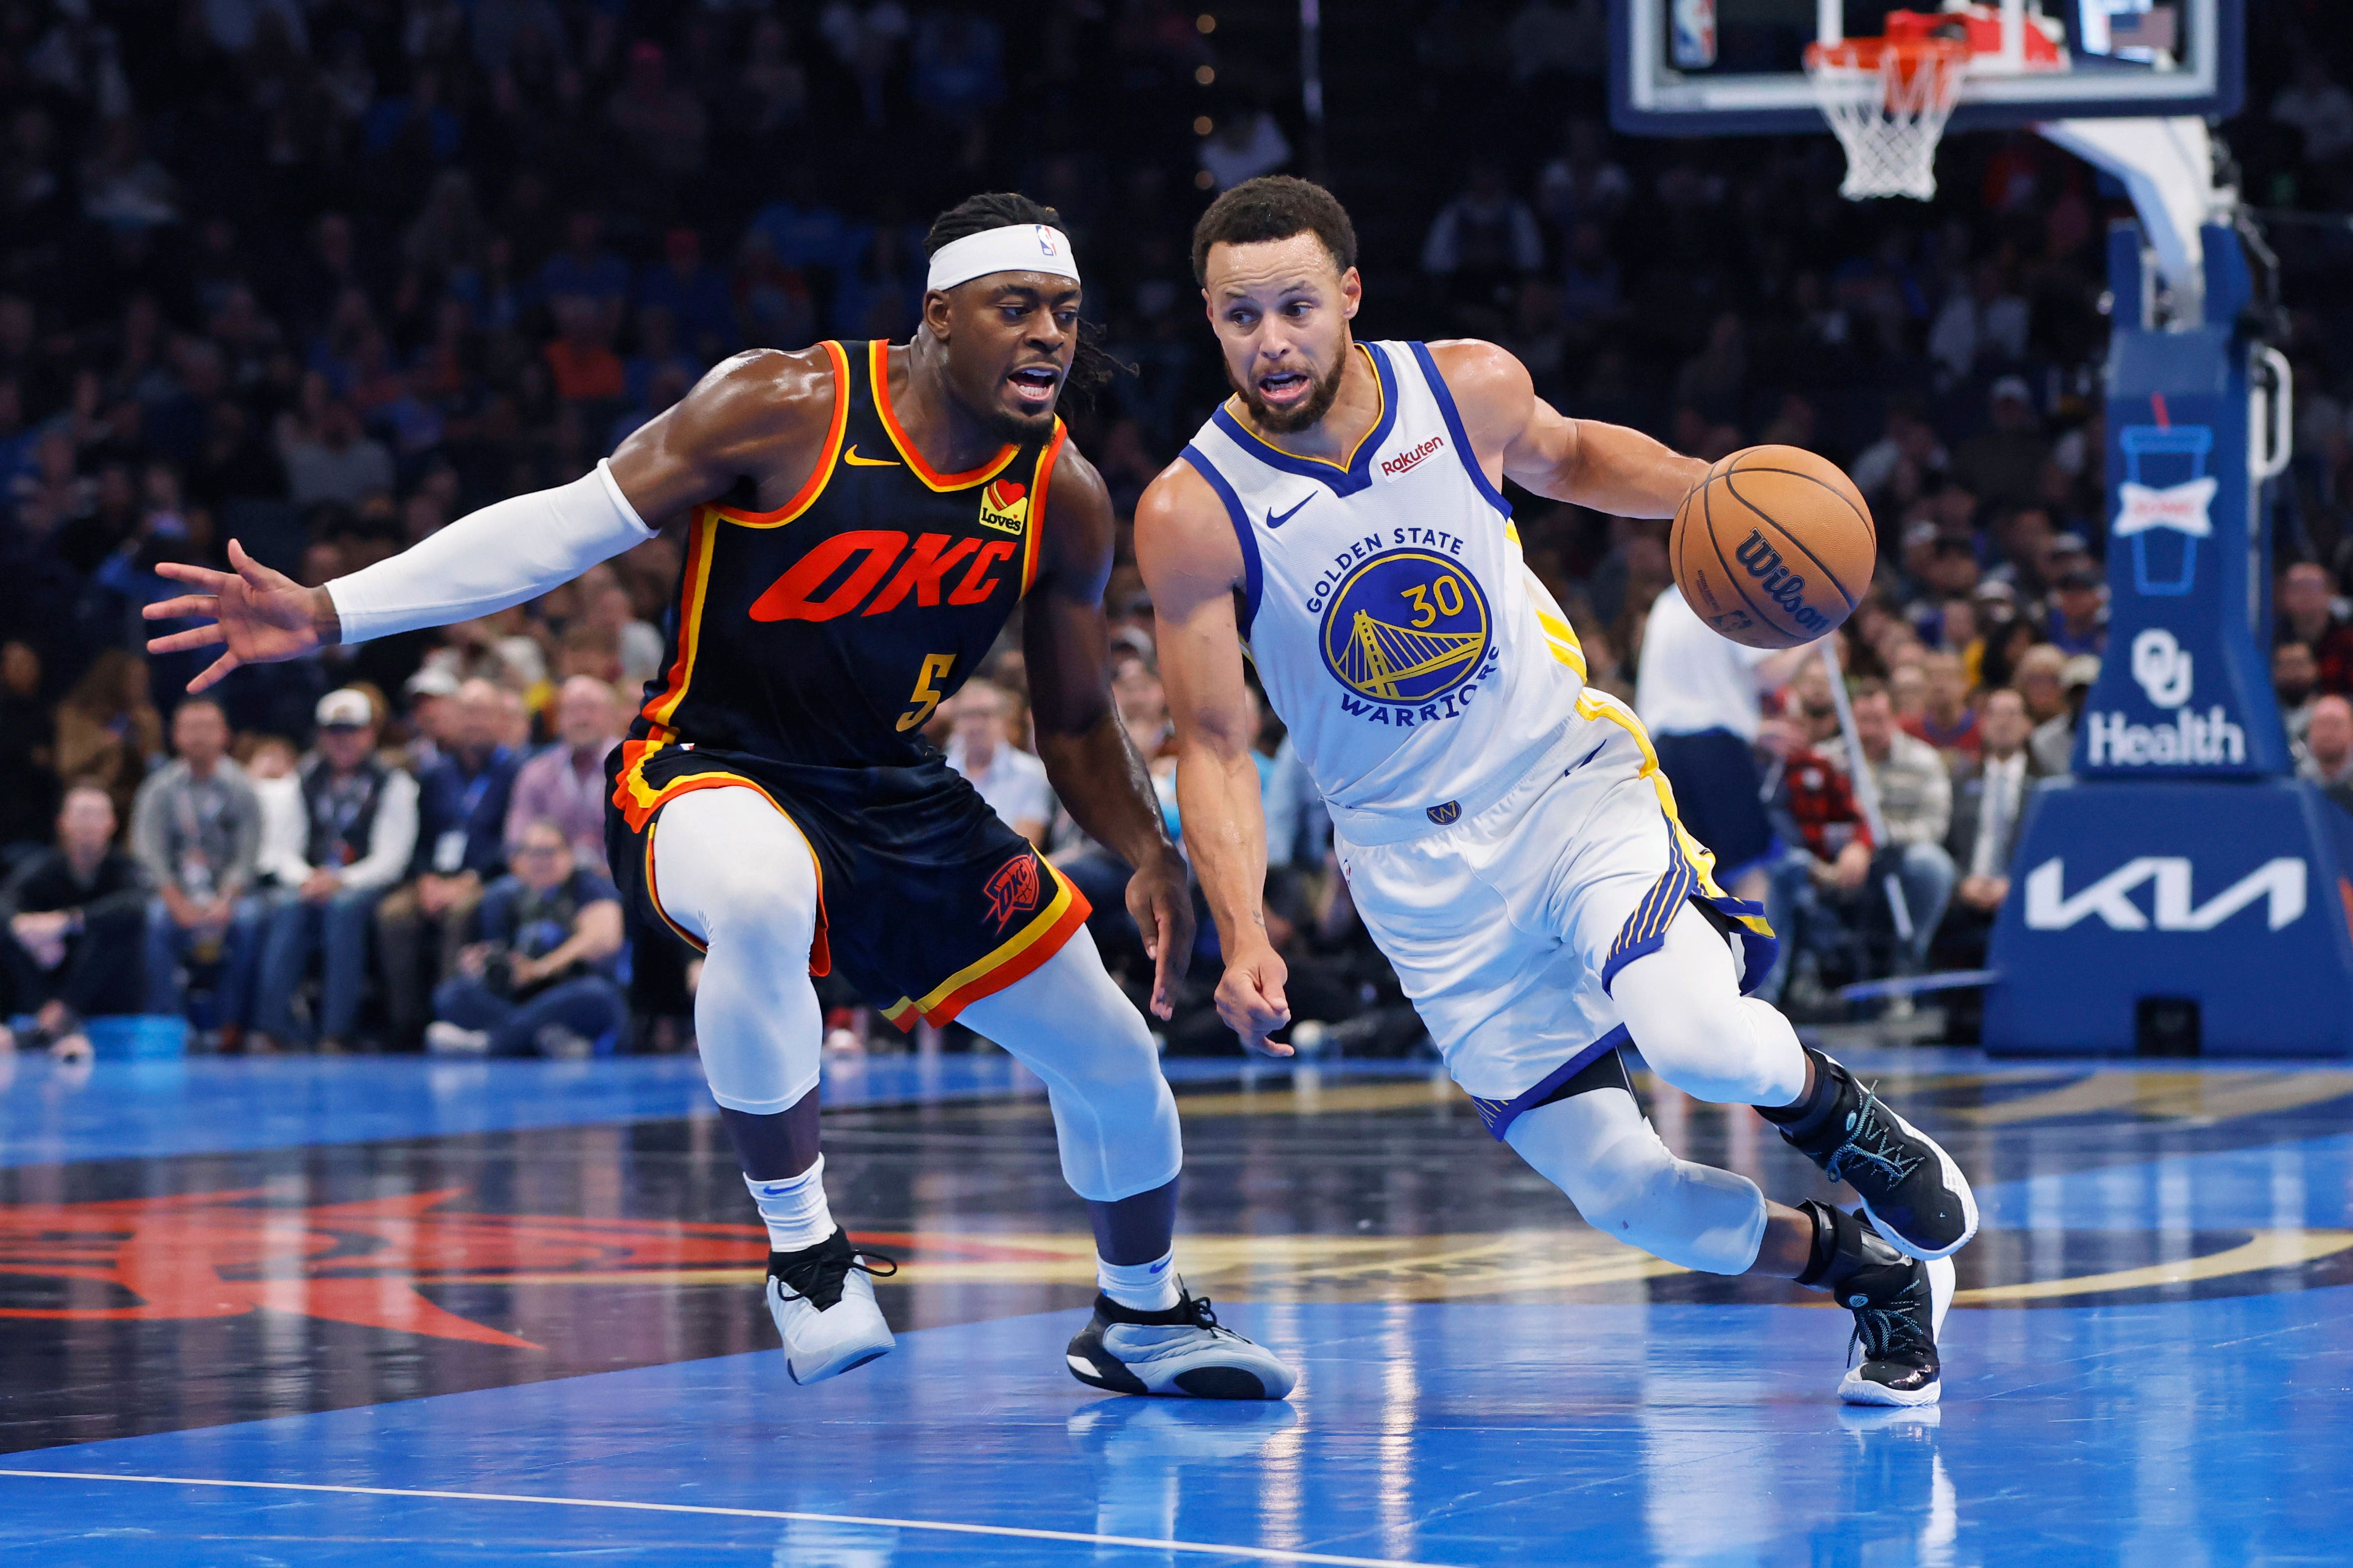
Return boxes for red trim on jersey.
[868,340,1020,491]
[709,342,850,527]
[1020,422,1067,596]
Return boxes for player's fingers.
[1149,927,1176,1020]
[142,594,219,622]
[146,624,227,655]
[151,561,231,589]
[186,651,242,693]
[228,537,273,584]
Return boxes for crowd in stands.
[0,1,2340,1057]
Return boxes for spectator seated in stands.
[1846,679,1956,974]
[1906,649,1981,761]
[505,675,622,868]
[2277,563,2353,695]
[426,819,626,1058]
[132,697,265,1046]
[1936,686,2049,1038]
[1940,688,2048,957]
[0,782,148,1061]
[251,690,419,1053]
[1758,707,1874,1008]
[943,678,1051,845]
[377,678,519,1049]
[2300,695,2353,797]
[2278,641,2320,749]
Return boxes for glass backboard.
[1610,0,2243,136]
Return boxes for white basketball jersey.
[1181,341,1595,845]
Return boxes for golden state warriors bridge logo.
[1320,549,1491,712]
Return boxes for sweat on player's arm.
[1134,457,1291,1056]
[1426,338,1710,518]
[1020,441,1195,1020]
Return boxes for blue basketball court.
[4,1043,2349,1565]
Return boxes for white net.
[1804,40,1971,202]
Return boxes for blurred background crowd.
[0,0,2342,1058]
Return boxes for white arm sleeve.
[325,460,653,645]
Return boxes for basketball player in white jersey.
[1138,177,1977,1406]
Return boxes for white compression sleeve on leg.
[325,460,652,644]
[649,786,826,1115]
[956,927,1182,1203]
[1504,1088,1767,1275]
[1612,903,1808,1107]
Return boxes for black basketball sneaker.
[1772,1046,1977,1262]
[1798,1200,1955,1408]
[1065,1286,1297,1400]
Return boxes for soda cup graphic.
[2115,424,2213,597]
[1672,0,1717,69]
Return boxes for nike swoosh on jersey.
[842,446,900,467]
[1266,496,1311,529]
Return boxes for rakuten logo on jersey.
[2022,855,2306,932]
[749,529,1018,622]
[1379,435,1444,481]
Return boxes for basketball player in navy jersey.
[145,193,1294,1400]
[1138,177,1977,1406]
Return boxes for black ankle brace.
[1793,1198,1848,1289]
[1756,1047,1848,1139]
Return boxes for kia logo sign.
[2023,856,2307,932]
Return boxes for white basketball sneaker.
[1065,1286,1297,1400]
[766,1228,897,1386]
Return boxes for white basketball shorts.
[1332,693,1775,1137]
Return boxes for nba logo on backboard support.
[1671,0,1715,70]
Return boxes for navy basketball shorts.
[607,742,1090,1030]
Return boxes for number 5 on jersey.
[897,653,957,732]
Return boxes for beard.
[983,402,1060,443]
[1227,350,1348,435]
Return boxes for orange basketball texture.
[1670,446,1876,650]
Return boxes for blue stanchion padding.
[2068,223,2288,780]
[1988,222,2335,1053]
[1987,779,2353,1055]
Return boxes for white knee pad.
[651,786,825,1115]
[1611,904,1806,1107]
[958,927,1182,1203]
[1504,1088,1766,1275]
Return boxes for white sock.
[1098,1247,1181,1313]
[744,1155,835,1253]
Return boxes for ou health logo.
[1319,549,1490,707]
[2131,628,2193,708]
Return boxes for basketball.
[1670,445,1876,650]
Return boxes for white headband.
[925,223,1081,293]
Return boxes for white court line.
[0,1469,1448,1567]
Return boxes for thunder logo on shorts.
[1319,549,1491,706]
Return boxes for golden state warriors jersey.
[617,339,1063,800]
[1179,341,1594,845]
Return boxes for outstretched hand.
[143,539,333,693]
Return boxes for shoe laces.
[1823,1083,1926,1190]
[1843,1274,1933,1368]
[773,1237,899,1310]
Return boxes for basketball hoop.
[1803,36,1971,202]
